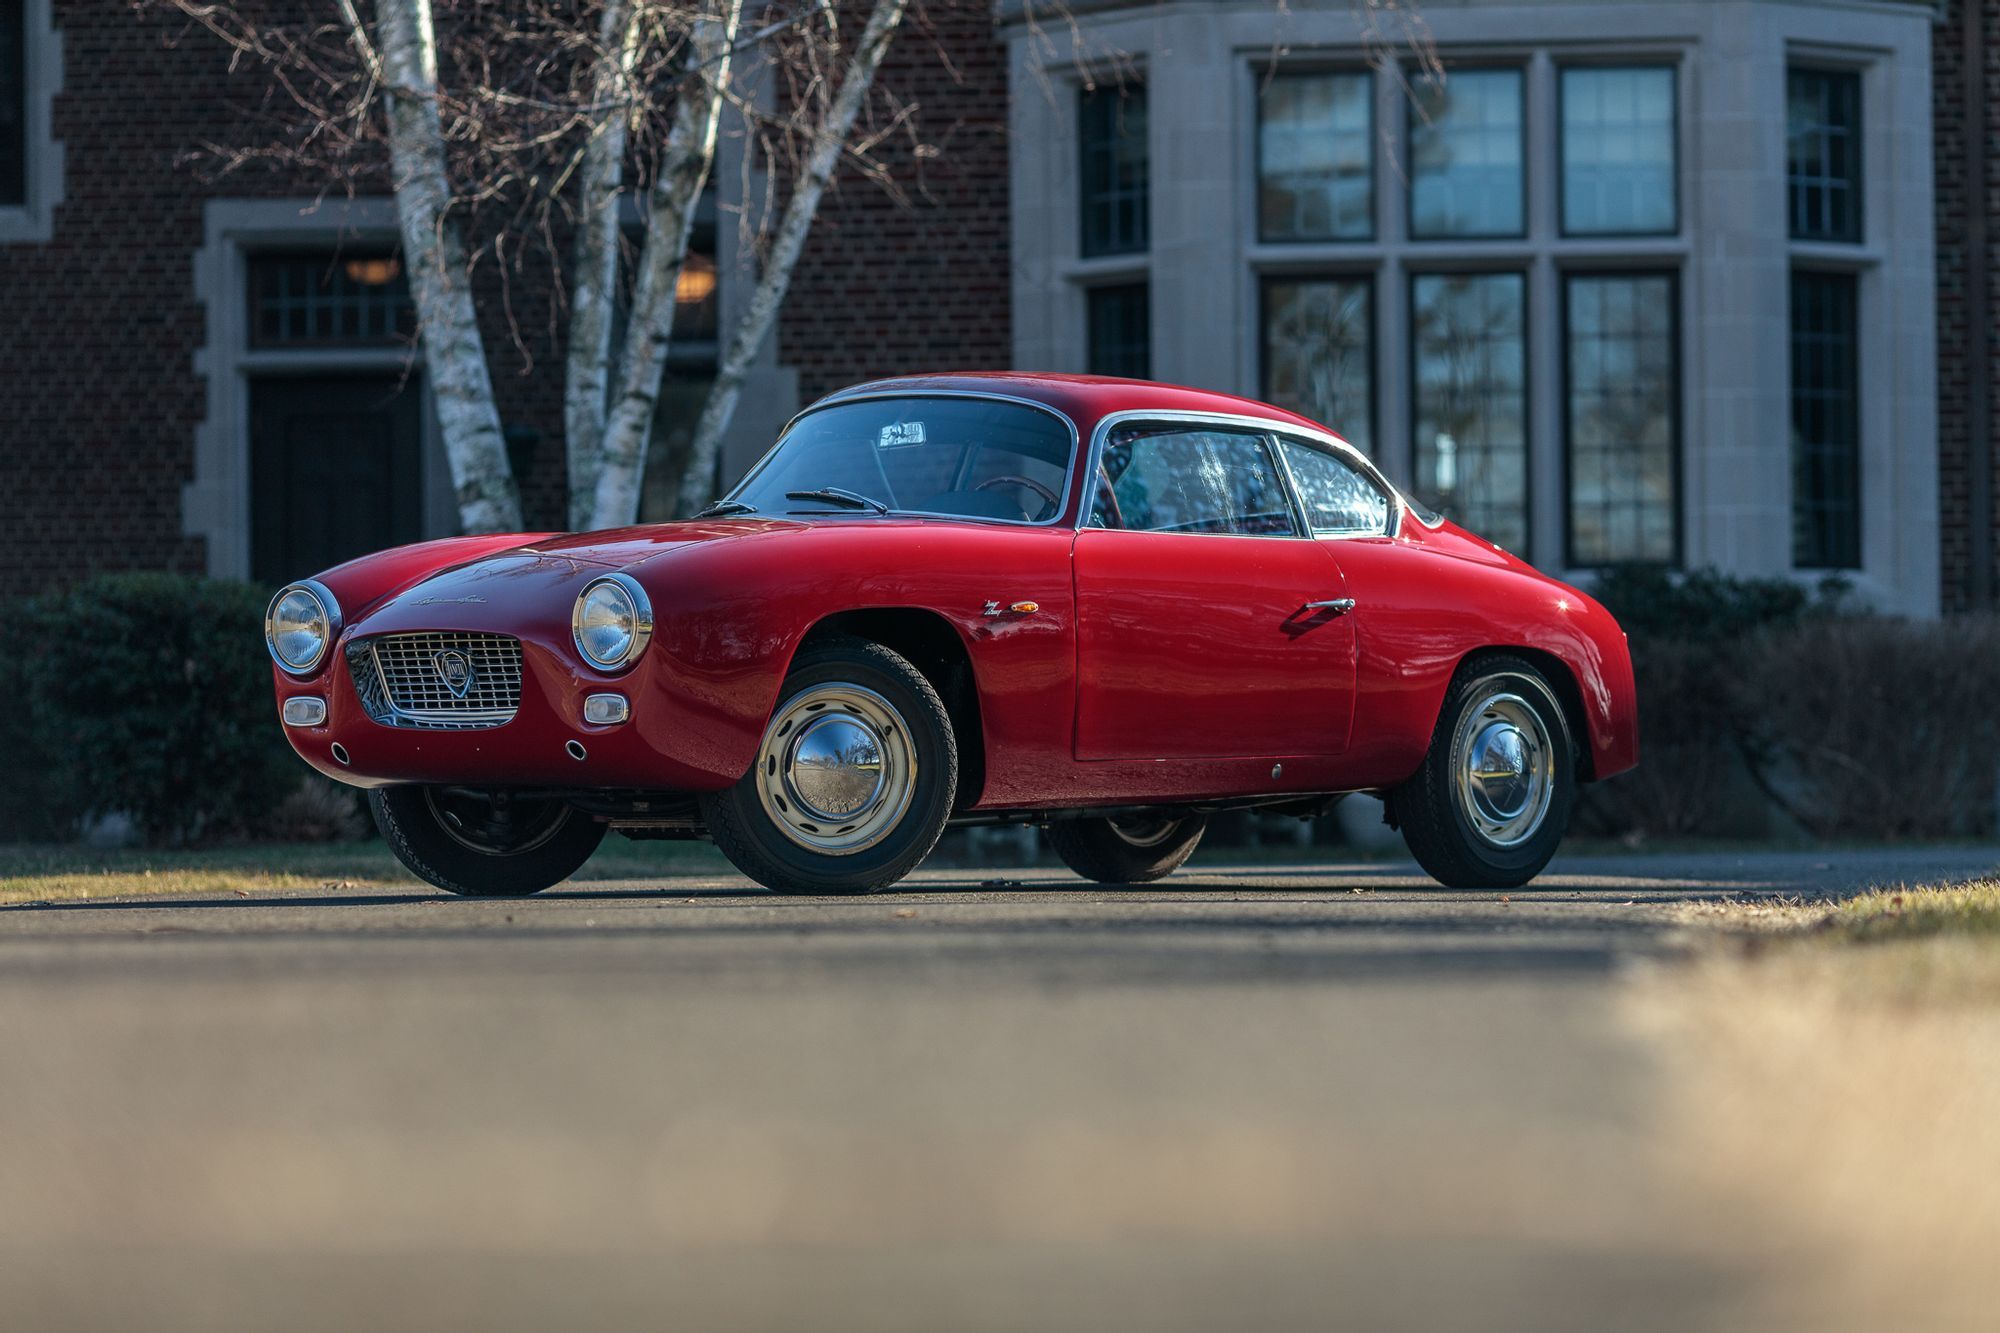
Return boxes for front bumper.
[273,626,740,793]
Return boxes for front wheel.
[1047,812,1208,884]
[370,785,605,897]
[1389,655,1576,889]
[700,638,958,894]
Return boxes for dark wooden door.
[251,375,425,584]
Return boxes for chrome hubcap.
[755,683,917,854]
[1452,692,1554,848]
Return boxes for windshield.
[728,396,1076,523]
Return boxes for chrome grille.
[348,632,524,730]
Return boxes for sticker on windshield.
[878,421,926,449]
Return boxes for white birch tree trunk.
[562,0,643,530]
[673,0,909,517]
[365,0,522,532]
[587,0,745,532]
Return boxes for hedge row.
[0,573,309,844]
[1581,567,2000,841]
[0,570,1991,847]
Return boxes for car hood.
[346,518,809,636]
[522,518,807,568]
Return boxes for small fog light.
[283,697,328,727]
[583,693,630,725]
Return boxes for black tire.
[369,785,605,897]
[701,637,957,894]
[1047,812,1208,884]
[1389,654,1576,889]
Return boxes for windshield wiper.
[784,487,889,514]
[695,499,758,517]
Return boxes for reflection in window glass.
[1092,429,1297,536]
[1411,272,1528,552]
[1080,86,1149,257]
[1280,440,1388,535]
[1409,69,1524,239]
[1787,68,1861,243]
[1263,278,1372,454]
[1566,274,1677,564]
[1790,271,1860,568]
[733,396,1075,524]
[1258,71,1373,241]
[1561,66,1677,235]
[1087,283,1151,378]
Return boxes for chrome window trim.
[1079,408,1408,541]
[1269,433,1398,539]
[727,389,1085,529]
[571,571,655,673]
[264,578,342,677]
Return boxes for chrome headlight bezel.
[265,580,340,677]
[571,573,654,673]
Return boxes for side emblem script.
[433,649,476,699]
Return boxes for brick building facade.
[2,0,1998,613]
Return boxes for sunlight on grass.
[0,839,733,904]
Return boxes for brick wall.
[776,1,1012,401]
[1935,0,2000,612]
[0,3,1008,599]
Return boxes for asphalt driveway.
[1,845,1994,1332]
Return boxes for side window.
[1279,438,1390,535]
[1092,428,1298,536]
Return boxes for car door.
[1073,424,1357,761]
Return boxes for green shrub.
[1581,566,1999,841]
[0,573,308,844]
[1733,615,2000,840]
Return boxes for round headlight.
[265,582,336,675]
[572,574,653,672]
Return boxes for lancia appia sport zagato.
[265,373,1638,896]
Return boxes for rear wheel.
[1047,812,1208,884]
[370,785,605,897]
[1390,655,1575,889]
[701,638,957,893]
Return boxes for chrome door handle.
[1303,598,1356,615]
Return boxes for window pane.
[0,0,25,206]
[1409,70,1524,239]
[248,253,416,349]
[1087,283,1151,378]
[734,396,1076,524]
[1411,272,1528,552]
[1263,278,1372,453]
[1561,66,1676,235]
[1787,68,1861,243]
[1094,429,1297,536]
[1280,439,1389,535]
[1565,274,1678,564]
[1259,71,1373,241]
[1080,86,1149,257]
[1790,271,1860,568]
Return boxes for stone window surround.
[1005,1,1939,613]
[185,196,458,581]
[0,0,63,244]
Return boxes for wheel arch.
[1452,645,1597,783]
[793,608,987,809]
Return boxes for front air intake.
[348,632,524,730]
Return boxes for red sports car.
[266,373,1637,895]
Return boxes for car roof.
[812,372,1349,448]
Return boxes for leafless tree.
[151,1,1428,533]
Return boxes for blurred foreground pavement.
[1,847,1996,1333]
